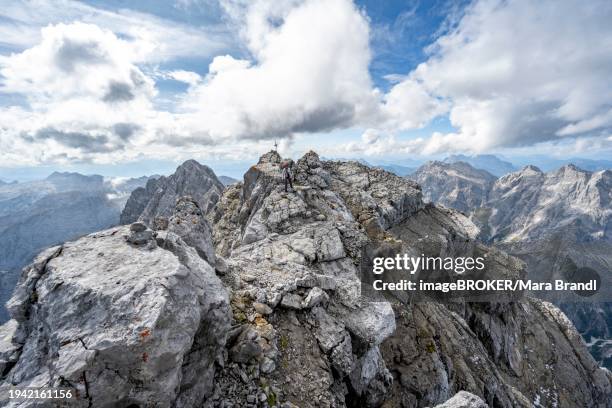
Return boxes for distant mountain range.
[373,154,612,179]
[374,164,416,177]
[443,154,516,176]
[218,175,239,186]
[0,172,154,322]
[411,160,612,368]
[512,156,612,173]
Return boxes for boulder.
[0,225,230,408]
[432,391,489,408]
[167,196,216,265]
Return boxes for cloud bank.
[0,0,611,165]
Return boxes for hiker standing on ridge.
[280,158,294,192]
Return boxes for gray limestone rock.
[210,150,611,408]
[0,225,230,407]
[303,287,329,308]
[280,293,304,310]
[168,196,216,265]
[432,391,489,408]
[4,150,609,408]
[410,161,496,213]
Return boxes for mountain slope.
[485,164,612,243]
[410,161,497,213]
[413,162,612,368]
[219,175,239,186]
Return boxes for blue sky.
[0,0,611,180]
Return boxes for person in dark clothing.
[280,159,294,192]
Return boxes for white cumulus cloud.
[1,0,612,166]
[389,0,612,152]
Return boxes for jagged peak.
[176,158,214,172]
[258,150,282,164]
[518,164,543,175]
[554,163,590,175]
[172,159,221,184]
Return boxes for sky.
[0,0,611,180]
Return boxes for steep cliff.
[121,159,225,227]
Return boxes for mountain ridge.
[1,151,609,407]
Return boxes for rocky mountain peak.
[517,164,543,175]
[1,151,610,407]
[553,162,590,178]
[443,154,516,177]
[175,159,218,178]
[120,159,225,226]
[258,150,282,164]
[1,193,230,406]
[410,160,496,213]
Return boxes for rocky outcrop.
[126,159,225,227]
[0,199,230,407]
[410,161,497,213]
[209,151,610,407]
[209,151,423,406]
[167,196,216,266]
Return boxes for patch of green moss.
[279,334,289,350]
[267,391,277,406]
[234,311,246,323]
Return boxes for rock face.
[209,151,610,407]
[1,151,610,408]
[119,177,160,224]
[484,165,611,243]
[0,199,230,407]
[122,159,225,227]
[481,165,612,368]
[410,161,497,213]
[210,150,422,406]
[413,162,612,368]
